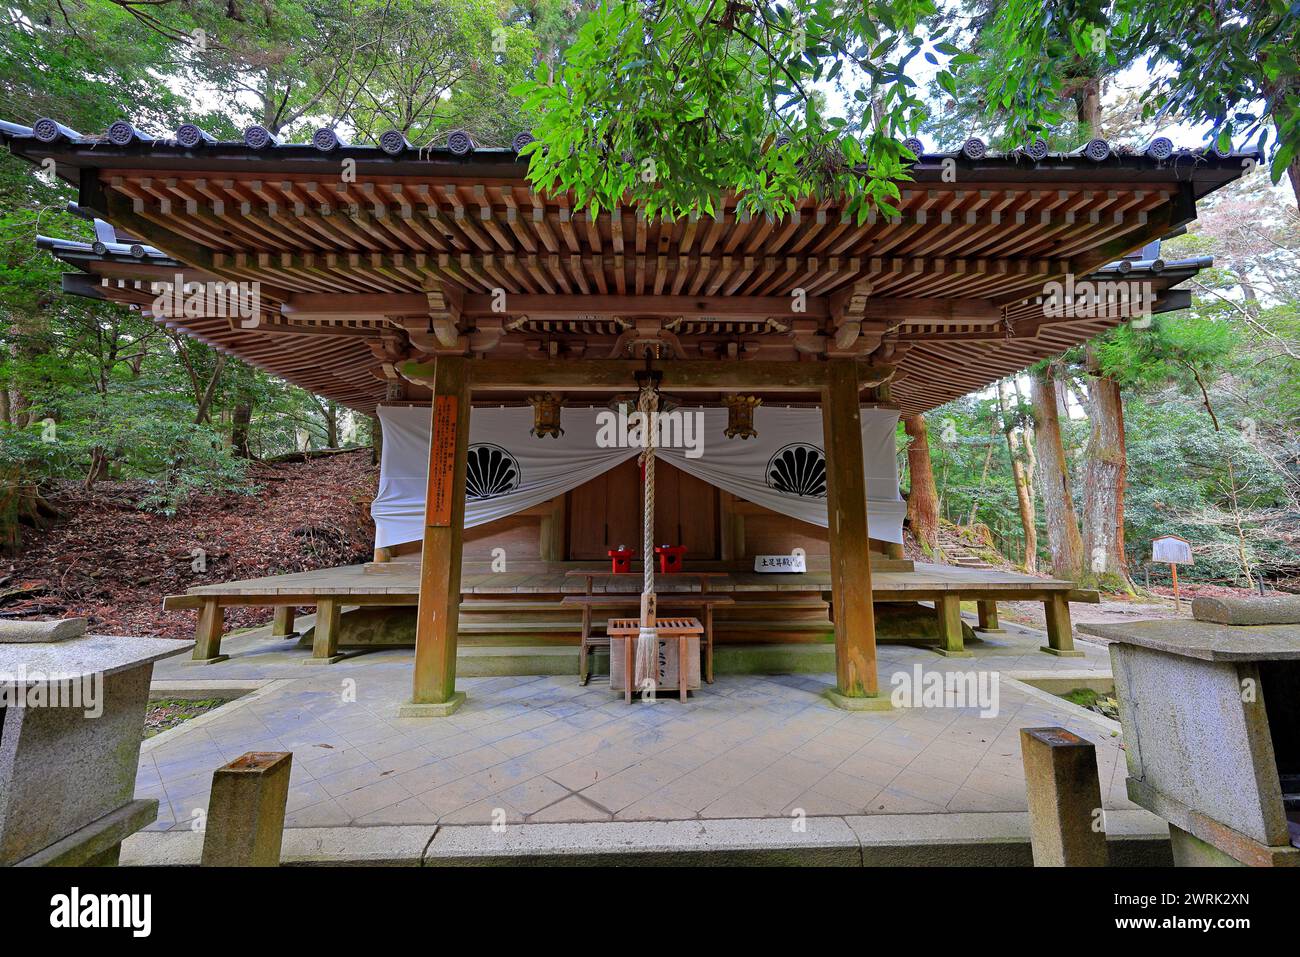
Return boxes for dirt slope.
[0,450,377,639]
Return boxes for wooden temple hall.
[2,117,1250,713]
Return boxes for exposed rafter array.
[5,118,1250,415]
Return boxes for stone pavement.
[135,618,1137,835]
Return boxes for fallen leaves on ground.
[1,450,377,639]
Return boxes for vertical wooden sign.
[427,395,458,527]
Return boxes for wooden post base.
[974,599,1005,633]
[934,594,973,658]
[272,606,297,638]
[192,599,224,661]
[1041,594,1084,657]
[308,598,342,663]
[398,692,467,717]
[822,687,894,711]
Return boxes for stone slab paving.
[137,618,1136,834]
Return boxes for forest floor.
[999,579,1270,635]
[0,449,378,639]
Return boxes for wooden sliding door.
[567,459,719,560]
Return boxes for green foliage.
[514,0,950,219]
[919,296,1299,588]
[1095,314,1242,392]
[314,0,538,145]
[1124,396,1288,584]
[1115,0,1299,182]
[979,0,1300,185]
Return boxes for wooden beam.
[462,293,830,320]
[408,355,471,713]
[405,358,846,392]
[100,187,294,301]
[281,293,427,319]
[975,600,1004,633]
[1041,593,1083,657]
[278,291,1003,326]
[247,319,383,338]
[821,358,879,700]
[720,491,746,561]
[539,495,566,561]
[862,297,1001,323]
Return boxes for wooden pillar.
[193,599,228,664]
[539,495,566,561]
[272,606,297,638]
[404,356,471,715]
[975,599,1004,633]
[304,598,343,663]
[934,594,971,657]
[720,492,746,563]
[201,751,292,867]
[821,359,883,708]
[1041,593,1084,657]
[1020,727,1108,866]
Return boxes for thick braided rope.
[640,385,656,596]
[635,383,658,688]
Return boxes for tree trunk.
[230,396,254,458]
[1081,345,1134,591]
[83,446,109,489]
[1012,377,1037,508]
[903,413,940,552]
[0,467,58,556]
[1074,76,1103,138]
[1030,365,1086,580]
[371,414,383,466]
[193,354,227,425]
[966,425,995,527]
[1264,80,1300,208]
[997,380,1037,573]
[324,400,339,448]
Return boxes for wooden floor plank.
[181,559,1077,602]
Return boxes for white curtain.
[372,404,906,548]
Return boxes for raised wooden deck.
[170,559,1082,597]
[164,560,1096,665]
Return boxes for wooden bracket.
[827,280,877,356]
[423,278,466,350]
[606,322,688,360]
[468,317,505,354]
[829,280,873,322]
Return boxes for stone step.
[455,642,840,678]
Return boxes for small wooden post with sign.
[1152,534,1193,613]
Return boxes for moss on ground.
[144,697,232,737]
[1061,687,1120,721]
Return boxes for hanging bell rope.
[635,380,659,690]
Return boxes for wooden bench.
[606,616,704,703]
[563,593,734,685]
[821,588,1100,657]
[162,592,418,664]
